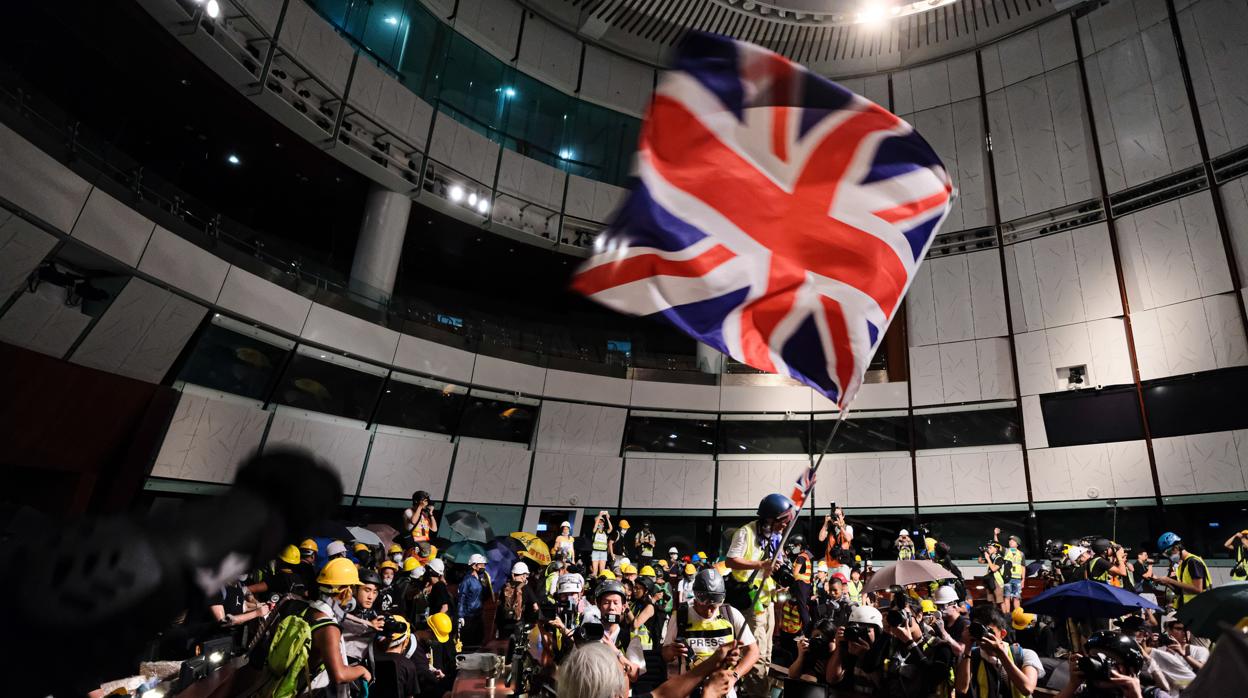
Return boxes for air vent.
[1108,166,1206,218]
[927,226,997,258]
[1212,144,1248,185]
[1000,199,1104,246]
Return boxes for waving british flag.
[572,33,953,407]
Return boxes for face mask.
[1169,551,1182,564]
[392,554,403,564]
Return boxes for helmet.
[1157,532,1182,554]
[1012,608,1037,631]
[899,529,910,537]
[925,537,938,554]
[358,568,383,587]
[317,558,361,587]
[618,519,630,530]
[640,565,656,578]
[849,606,883,629]
[353,542,370,553]
[427,613,453,643]
[388,543,404,554]
[657,560,669,569]
[932,585,959,606]
[427,558,446,576]
[403,558,421,572]
[1085,630,1145,673]
[1092,538,1113,555]
[468,553,487,566]
[1067,545,1089,563]
[617,557,631,569]
[692,569,726,602]
[697,551,708,561]
[669,547,679,554]
[619,563,638,575]
[636,577,656,594]
[684,563,697,575]
[831,572,847,584]
[378,560,399,571]
[815,562,829,574]
[788,535,805,548]
[715,561,729,575]
[327,540,347,557]
[596,580,627,601]
[512,561,530,575]
[920,600,937,614]
[300,539,318,553]
[599,570,616,580]
[412,490,431,504]
[556,577,584,595]
[757,493,796,520]
[279,545,301,566]
[387,615,412,648]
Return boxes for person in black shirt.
[424,559,452,616]
[377,560,402,615]
[377,615,436,698]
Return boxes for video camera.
[1077,652,1114,682]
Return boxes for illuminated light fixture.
[206,0,221,19]
[140,690,166,698]
[208,651,225,664]
[558,148,574,160]
[856,2,887,24]
[468,192,478,206]
[384,15,399,25]
[503,86,516,98]
[476,197,490,214]
[448,184,464,202]
[226,153,241,165]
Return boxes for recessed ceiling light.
[226,153,241,165]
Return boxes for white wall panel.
[0,214,58,299]
[1013,330,1054,396]
[716,459,810,510]
[497,150,565,210]
[930,254,975,343]
[429,117,499,185]
[845,456,886,507]
[938,340,981,403]
[70,278,206,383]
[564,175,597,221]
[359,430,453,499]
[265,409,371,490]
[878,456,916,507]
[454,0,521,63]
[630,380,720,412]
[1030,441,1154,501]
[534,401,626,456]
[137,227,229,303]
[291,8,354,93]
[949,451,992,504]
[1027,447,1074,501]
[69,188,155,266]
[0,284,92,358]
[906,263,939,347]
[152,391,269,483]
[916,454,956,506]
[1152,435,1199,495]
[392,334,475,384]
[516,13,580,93]
[543,368,631,405]
[968,250,1008,338]
[300,303,400,365]
[1107,441,1154,498]
[988,448,1030,503]
[447,437,531,504]
[720,385,812,412]
[1071,223,1123,321]
[909,344,944,405]
[1032,231,1086,328]
[1221,177,1248,289]
[1180,0,1248,156]
[976,337,1015,400]
[471,354,546,394]
[810,380,911,412]
[1086,318,1134,386]
[1117,195,1231,311]
[623,457,714,509]
[528,452,622,508]
[216,266,311,337]
[1021,395,1049,449]
[579,45,654,117]
[0,123,92,232]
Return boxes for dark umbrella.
[1024,580,1161,619]
[443,540,488,564]
[311,521,354,543]
[366,524,400,551]
[862,560,956,593]
[486,536,521,586]
[1177,582,1248,638]
[446,510,494,543]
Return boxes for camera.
[575,622,605,644]
[1078,652,1113,681]
[886,608,910,628]
[538,601,559,622]
[969,621,989,641]
[843,624,870,643]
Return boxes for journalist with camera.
[954,606,1043,698]
[662,568,759,698]
[1056,630,1156,698]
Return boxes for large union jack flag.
[572,33,953,407]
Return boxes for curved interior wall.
[2,0,1248,547]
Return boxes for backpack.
[260,605,337,698]
[999,557,1014,582]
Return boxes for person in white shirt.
[592,580,646,680]
[1148,620,1207,691]
[662,569,759,698]
[676,563,697,604]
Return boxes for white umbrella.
[348,526,383,547]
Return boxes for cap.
[556,577,584,595]
[326,540,348,556]
[468,553,487,566]
[932,585,959,605]
[1012,608,1037,631]
[849,605,883,629]
[512,561,530,575]
[427,558,446,575]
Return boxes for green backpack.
[262,607,336,698]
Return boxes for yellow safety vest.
[780,600,803,634]
[630,601,653,650]
[729,522,776,603]
[847,579,863,604]
[898,545,914,561]
[1177,554,1211,609]
[593,529,608,552]
[973,643,1028,698]
[678,603,737,665]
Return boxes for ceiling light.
[467,192,478,206]
[206,0,221,19]
[503,86,516,98]
[476,198,490,214]
[448,184,464,202]
[208,651,225,664]
[226,153,241,165]
[559,148,574,160]
[384,15,399,25]
[856,2,887,24]
[669,433,679,439]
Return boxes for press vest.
[411,513,432,542]
[898,544,914,561]
[1233,545,1248,580]
[630,599,654,650]
[677,603,738,665]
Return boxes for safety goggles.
[694,592,725,605]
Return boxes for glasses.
[694,593,724,605]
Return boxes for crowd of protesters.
[146,488,1248,698]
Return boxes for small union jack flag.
[790,466,817,508]
[572,32,953,407]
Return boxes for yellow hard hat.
[279,545,301,566]
[388,615,412,647]
[657,559,669,569]
[618,519,630,529]
[353,542,370,553]
[697,551,707,560]
[684,563,697,575]
[317,557,361,587]
[418,545,438,562]
[599,569,617,580]
[379,560,400,571]
[300,539,318,553]
[855,555,863,562]
[920,600,937,614]
[1012,608,1037,631]
[388,543,404,554]
[639,565,656,578]
[925,537,937,554]
[403,557,421,572]
[427,612,453,643]
[620,563,638,575]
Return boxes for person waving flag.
[572,32,953,409]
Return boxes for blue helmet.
[1157,532,1181,554]
[757,493,796,520]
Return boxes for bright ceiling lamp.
[467,192,479,206]
[856,2,888,24]
[384,15,399,26]
[448,184,464,203]
[205,0,221,19]
[476,197,490,214]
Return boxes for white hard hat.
[326,540,347,556]
[932,585,959,606]
[849,605,883,629]
[427,558,446,575]
[1067,545,1089,563]
[512,561,530,575]
[669,547,679,554]
[899,529,910,537]
[556,577,584,595]
[468,553,487,566]
[560,521,572,528]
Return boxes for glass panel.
[374,375,467,434]
[813,415,911,454]
[720,417,810,455]
[1155,499,1248,561]
[273,352,385,420]
[917,511,1032,560]
[913,408,1019,449]
[1142,367,1248,438]
[176,321,290,401]
[1040,386,1145,446]
[1033,504,1158,560]
[440,503,524,543]
[623,415,717,454]
[457,393,537,443]
[611,512,719,563]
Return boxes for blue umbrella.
[485,536,520,587]
[1024,580,1161,619]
